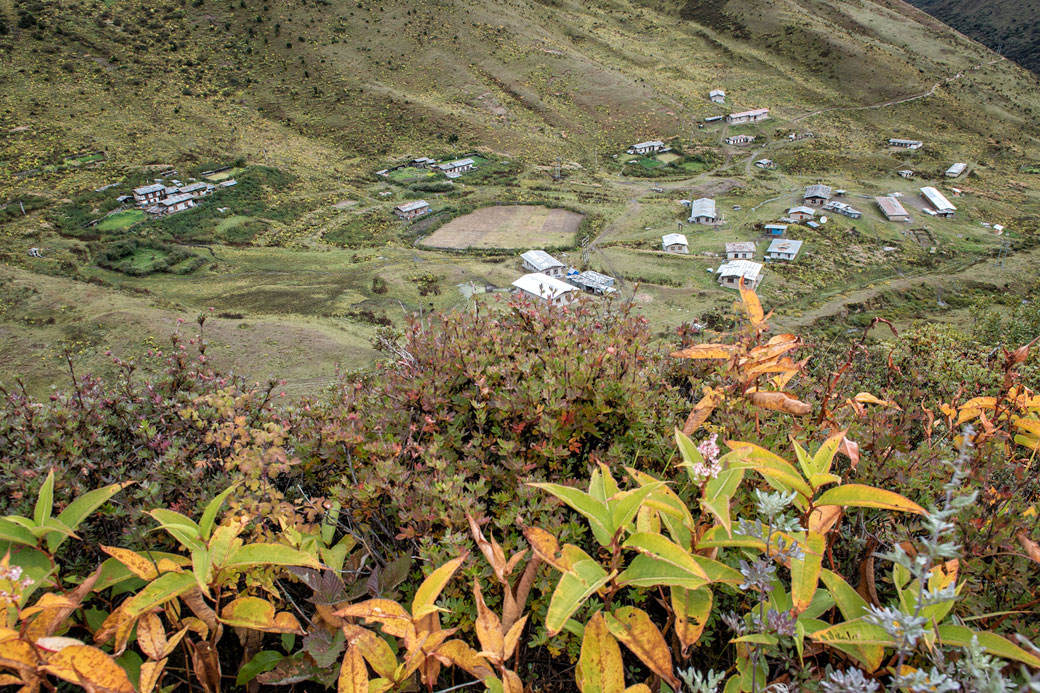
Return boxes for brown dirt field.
[420,205,583,249]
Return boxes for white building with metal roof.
[787,206,816,221]
[920,187,956,217]
[520,250,566,277]
[725,108,769,124]
[875,196,910,222]
[436,158,475,178]
[725,242,756,260]
[662,233,688,253]
[945,162,967,178]
[569,270,616,295]
[710,89,725,103]
[889,138,923,149]
[804,184,832,205]
[133,183,166,205]
[627,140,666,155]
[511,273,579,306]
[688,198,717,225]
[393,200,432,220]
[766,238,803,261]
[716,260,763,289]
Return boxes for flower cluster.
[0,562,34,604]
[688,434,723,482]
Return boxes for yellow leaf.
[337,645,368,693]
[790,531,826,614]
[672,587,711,655]
[576,612,625,693]
[42,645,135,692]
[682,388,719,435]
[341,625,398,680]
[100,546,160,580]
[749,391,812,416]
[335,599,412,639]
[220,597,303,634]
[738,282,765,326]
[604,607,678,690]
[808,505,842,534]
[136,613,168,660]
[472,580,504,662]
[411,554,468,620]
[503,615,529,661]
[670,343,737,360]
[139,658,167,693]
[432,640,494,680]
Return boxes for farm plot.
[97,209,146,231]
[420,205,583,249]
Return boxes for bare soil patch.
[421,205,583,249]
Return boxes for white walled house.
[688,198,717,225]
[786,206,816,222]
[520,250,566,278]
[133,183,165,205]
[725,242,755,260]
[662,233,689,254]
[876,196,910,222]
[626,140,666,155]
[765,239,803,261]
[569,270,616,295]
[158,193,196,215]
[436,158,475,178]
[889,138,923,149]
[823,200,862,219]
[716,260,763,290]
[725,108,769,124]
[946,162,967,178]
[725,135,756,145]
[512,273,578,306]
[920,187,956,217]
[394,200,432,220]
[710,89,726,104]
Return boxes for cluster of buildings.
[128,175,236,217]
[378,156,478,180]
[511,250,617,306]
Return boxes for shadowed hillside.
[906,0,1040,74]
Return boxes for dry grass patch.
[420,205,583,249]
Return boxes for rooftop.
[805,184,832,199]
[726,242,756,253]
[766,239,804,257]
[717,259,763,280]
[134,183,165,195]
[788,205,816,216]
[920,186,956,212]
[690,197,716,218]
[875,195,909,217]
[520,249,564,272]
[729,108,769,118]
[395,200,430,213]
[512,273,577,301]
[662,233,688,246]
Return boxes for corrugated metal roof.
[662,233,688,246]
[726,242,756,253]
[134,183,165,195]
[788,206,816,216]
[512,273,577,300]
[766,239,803,258]
[690,198,716,218]
[520,250,564,272]
[717,260,763,279]
[920,187,956,212]
[875,196,909,218]
[804,184,831,199]
[395,200,430,213]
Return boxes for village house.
[786,206,816,222]
[889,138,923,149]
[626,140,666,155]
[920,187,956,217]
[765,238,803,261]
[520,250,566,278]
[393,200,432,220]
[764,223,788,236]
[512,273,578,306]
[688,198,717,225]
[716,260,763,290]
[662,233,689,254]
[803,184,831,206]
[155,193,196,216]
[218,179,238,189]
[437,158,475,178]
[710,89,726,104]
[178,182,212,199]
[897,170,914,178]
[725,108,769,125]
[133,183,165,206]
[823,200,862,219]
[412,157,437,168]
[876,195,911,222]
[725,242,756,260]
[725,135,756,146]
[569,270,616,295]
[754,159,775,169]
[946,162,967,178]
[703,115,725,124]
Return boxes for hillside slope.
[906,0,1040,74]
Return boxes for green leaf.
[149,508,204,552]
[546,559,613,636]
[672,586,712,654]
[34,469,55,527]
[236,651,284,686]
[223,543,323,571]
[589,465,619,503]
[937,624,1040,668]
[51,481,131,552]
[623,532,709,579]
[731,633,779,646]
[198,485,236,542]
[809,618,891,671]
[690,555,744,584]
[125,571,198,617]
[813,484,925,514]
[530,482,614,547]
[616,554,709,590]
[700,467,745,535]
[675,429,706,484]
[792,439,814,480]
[192,549,213,594]
[790,531,826,613]
[819,569,869,620]
[608,482,666,539]
[811,433,844,478]
[0,518,38,546]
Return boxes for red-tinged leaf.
[136,613,168,660]
[683,389,719,435]
[472,580,504,662]
[432,640,494,680]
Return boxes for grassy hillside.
[906,0,1040,74]
[1,0,1040,392]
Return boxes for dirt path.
[775,238,1037,331]
[791,57,1004,123]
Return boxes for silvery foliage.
[820,668,881,693]
[678,668,726,693]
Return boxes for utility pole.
[581,235,591,268]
